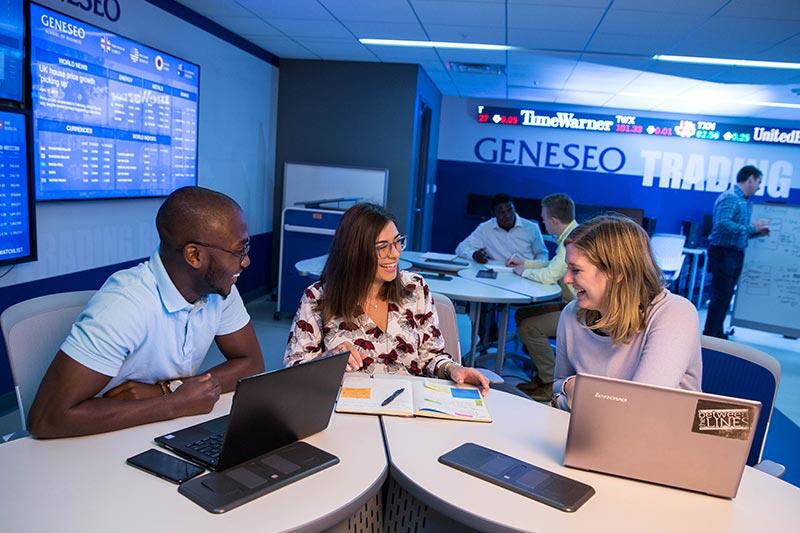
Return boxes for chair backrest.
[649,233,686,272]
[432,292,461,365]
[700,335,781,467]
[0,291,95,431]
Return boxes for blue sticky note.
[451,388,481,400]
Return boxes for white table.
[416,271,530,371]
[459,266,561,374]
[295,254,412,278]
[0,394,387,533]
[383,388,800,532]
[401,250,472,273]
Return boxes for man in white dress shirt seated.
[455,193,548,264]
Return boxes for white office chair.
[650,233,686,284]
[431,292,503,384]
[0,290,95,437]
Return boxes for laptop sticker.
[692,399,754,440]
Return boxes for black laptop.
[155,351,349,471]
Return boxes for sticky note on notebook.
[341,387,371,399]
[451,388,481,400]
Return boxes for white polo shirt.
[61,249,250,395]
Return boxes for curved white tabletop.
[382,389,800,533]
[459,266,562,302]
[416,271,530,305]
[296,254,412,278]
[0,394,387,533]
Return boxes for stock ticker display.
[477,105,799,148]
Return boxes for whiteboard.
[283,162,388,210]
[732,203,800,337]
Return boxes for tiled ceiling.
[175,0,800,120]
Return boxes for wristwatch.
[167,379,184,393]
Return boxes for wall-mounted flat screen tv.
[0,108,36,266]
[30,3,199,201]
[0,0,25,103]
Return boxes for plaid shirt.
[708,185,755,250]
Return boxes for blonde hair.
[565,215,665,344]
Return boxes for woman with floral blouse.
[283,203,490,395]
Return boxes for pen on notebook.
[381,388,405,406]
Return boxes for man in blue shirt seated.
[28,187,265,438]
[703,165,770,339]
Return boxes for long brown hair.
[319,203,407,322]
[565,215,665,344]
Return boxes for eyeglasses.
[191,240,250,262]
[375,235,407,258]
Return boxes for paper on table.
[483,262,514,273]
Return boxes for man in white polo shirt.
[455,193,548,264]
[28,187,264,438]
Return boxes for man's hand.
[449,365,490,396]
[326,341,366,371]
[513,265,526,276]
[472,249,489,264]
[104,381,163,400]
[754,220,770,237]
[169,373,221,417]
[506,255,524,267]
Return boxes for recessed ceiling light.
[360,38,515,51]
[653,54,800,70]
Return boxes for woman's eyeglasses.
[375,235,407,258]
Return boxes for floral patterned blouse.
[283,271,454,377]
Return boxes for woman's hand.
[449,365,490,396]
[327,341,366,371]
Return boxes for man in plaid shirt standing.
[703,165,770,339]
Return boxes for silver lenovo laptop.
[563,373,761,498]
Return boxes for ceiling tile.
[295,39,378,60]
[610,0,727,15]
[555,90,615,106]
[424,24,506,44]
[321,0,419,23]
[507,4,606,32]
[599,8,708,36]
[584,32,681,55]
[267,18,353,39]
[507,28,590,50]
[246,36,319,58]
[603,94,670,112]
[507,86,560,103]
[412,0,506,27]
[719,0,800,20]
[670,16,800,57]
[176,0,255,18]
[235,0,333,20]
[212,16,283,36]
[345,21,428,40]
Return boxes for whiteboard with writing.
[732,203,800,337]
[283,162,388,210]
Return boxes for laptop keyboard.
[186,433,225,462]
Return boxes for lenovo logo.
[595,392,627,403]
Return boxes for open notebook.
[336,376,492,423]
